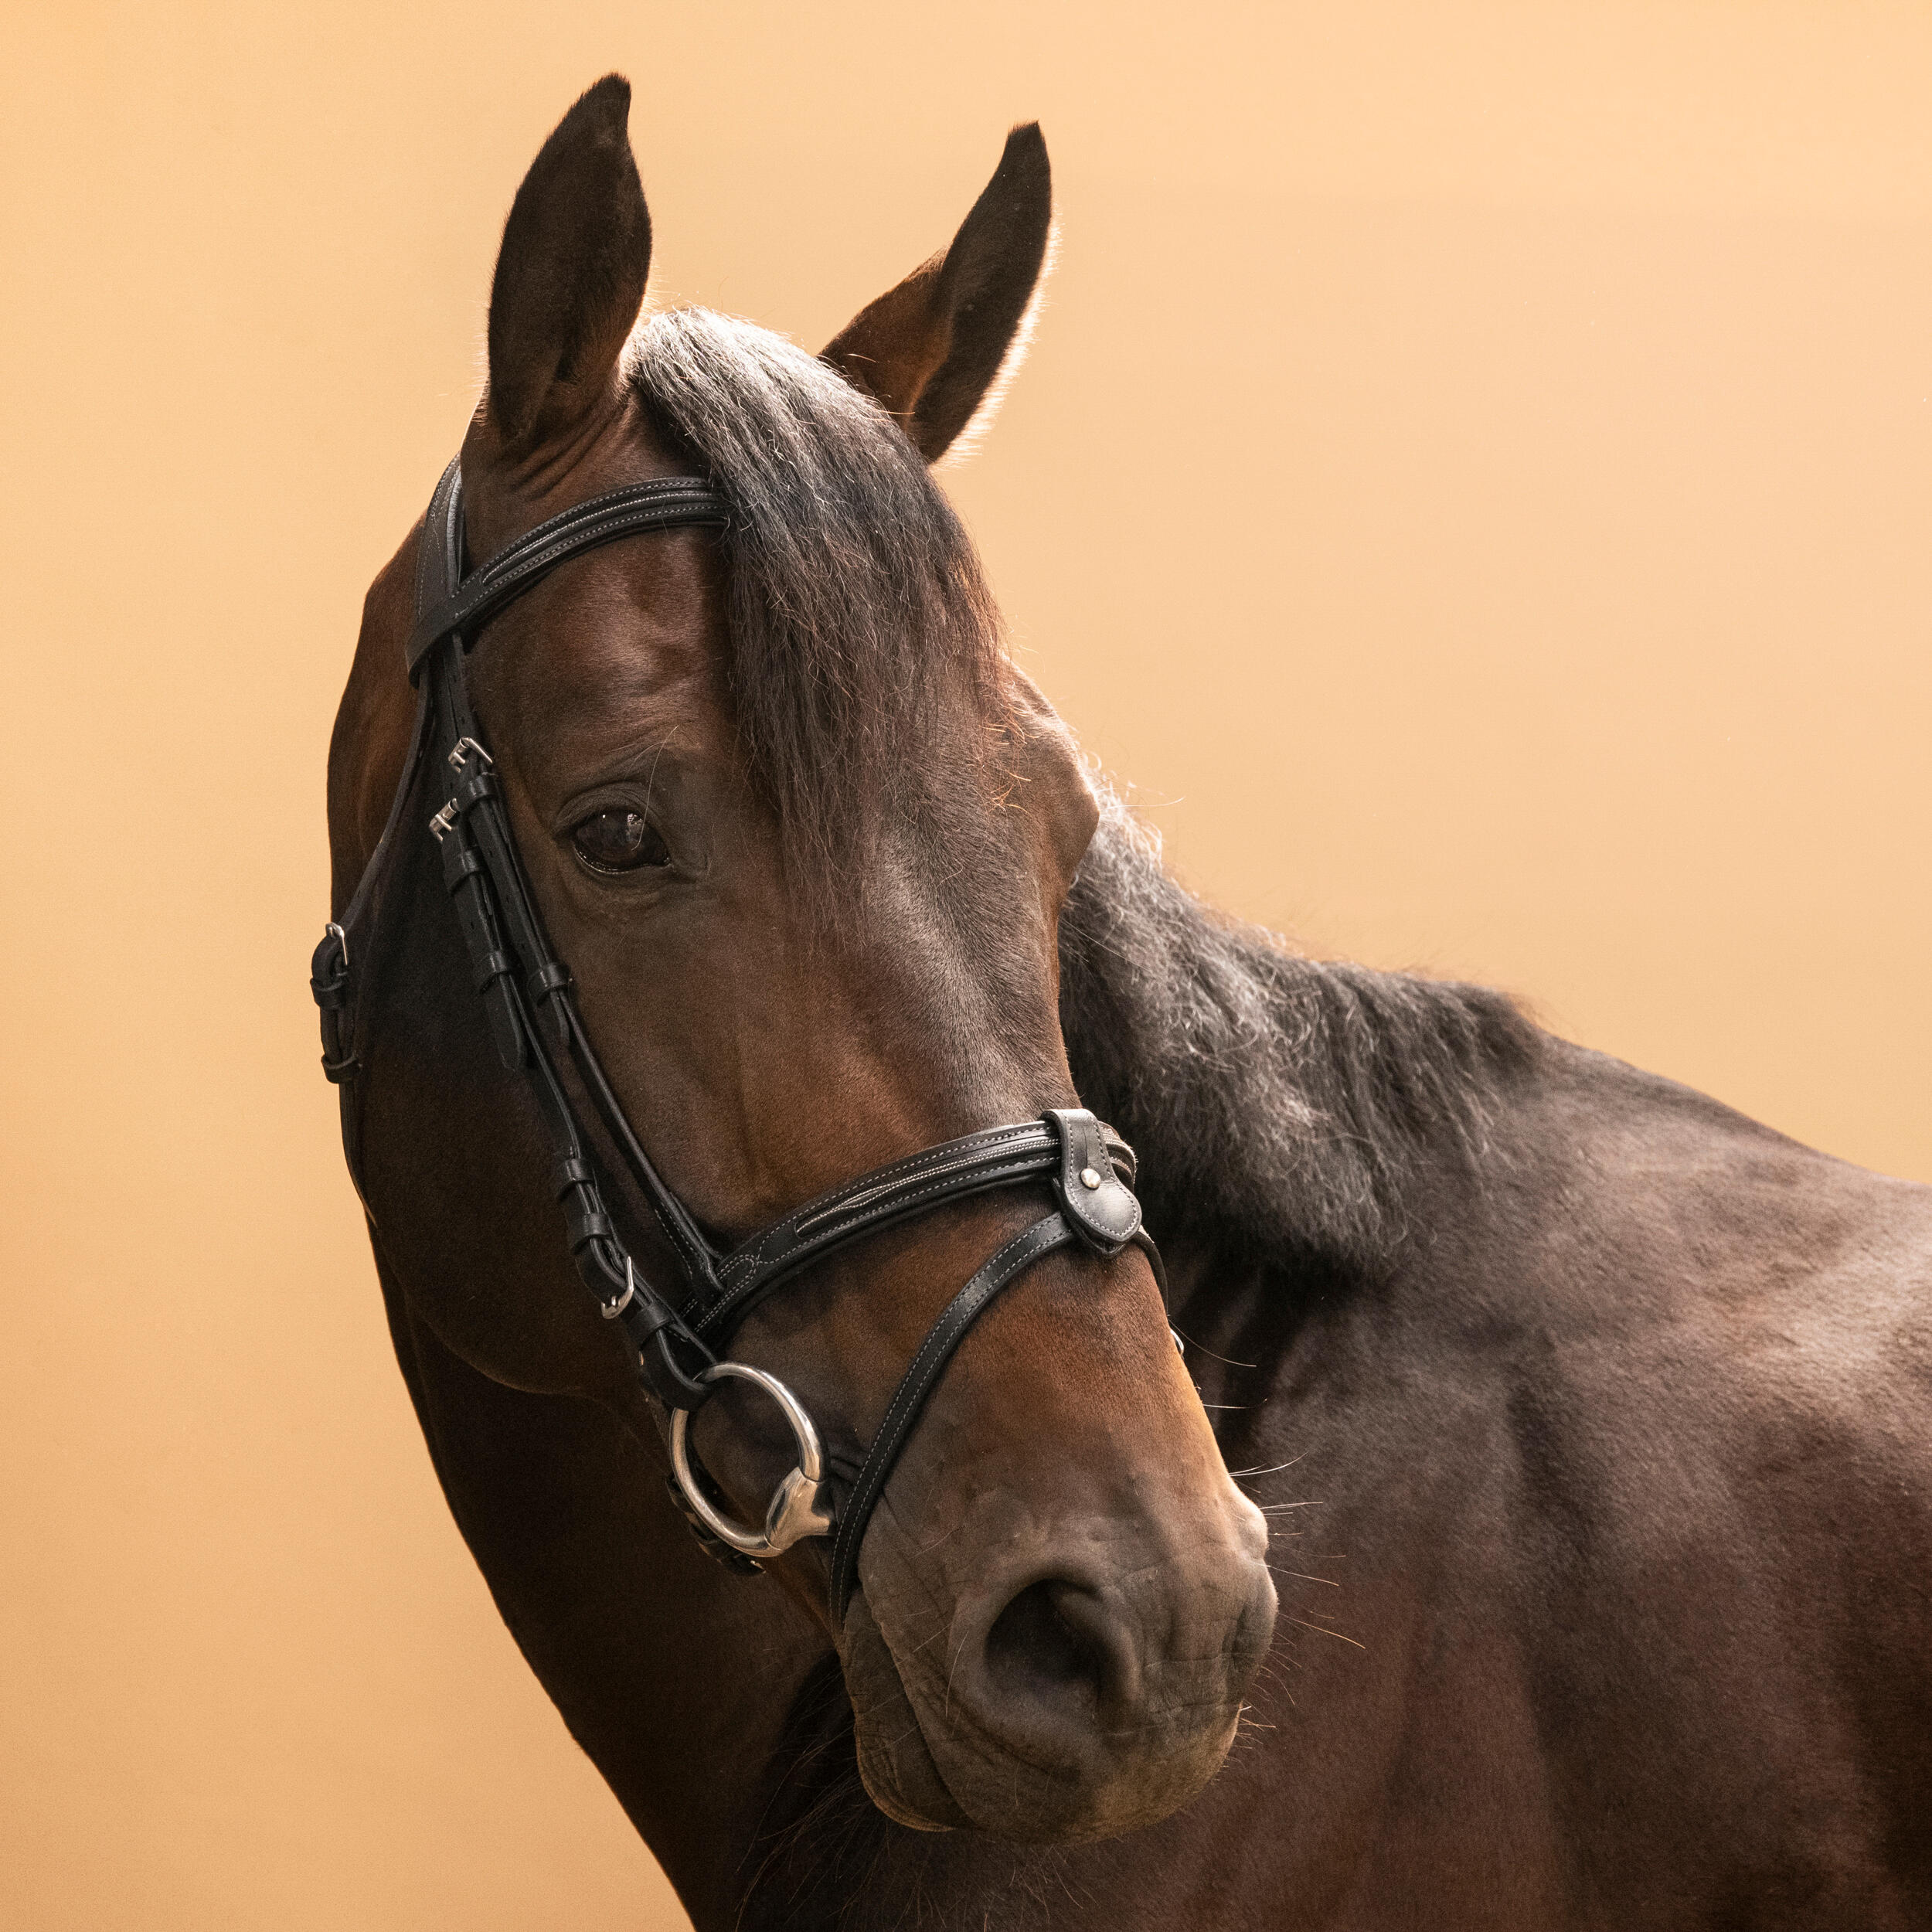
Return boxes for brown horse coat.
[326,77,1932,1930]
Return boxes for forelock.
[625,307,1006,905]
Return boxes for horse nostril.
[982,1579,1136,1723]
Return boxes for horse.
[318,76,1932,1930]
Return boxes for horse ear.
[485,76,651,452]
[822,124,1053,462]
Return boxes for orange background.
[4,6,1929,1927]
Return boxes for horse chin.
[840,1588,971,1832]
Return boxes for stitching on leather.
[724,1145,1049,1287]
[411,490,729,666]
[474,495,727,593]
[804,1122,1046,1202]
[879,1219,1061,1438]
[793,1134,1052,1233]
[702,1152,1054,1331]
[716,1126,1051,1287]
[464,485,723,586]
[484,481,721,556]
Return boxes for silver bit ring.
[669,1363,834,1559]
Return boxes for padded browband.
[694,1115,1139,1344]
[405,477,732,680]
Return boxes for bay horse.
[319,77,1932,1929]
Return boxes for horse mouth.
[836,1543,1263,1845]
[839,1587,975,1832]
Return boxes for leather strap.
[827,1209,1079,1624]
[409,461,733,1316]
[405,477,731,681]
[425,638,719,1406]
[693,1117,1137,1344]
[1043,1105,1142,1252]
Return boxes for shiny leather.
[1045,1105,1143,1253]
[692,1116,1138,1342]
[404,476,732,680]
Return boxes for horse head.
[327,75,1275,1845]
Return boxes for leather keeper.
[474,947,516,993]
[309,929,349,1008]
[564,1206,617,1252]
[454,770,498,813]
[440,841,485,889]
[553,1155,596,1198]
[1046,1107,1142,1256]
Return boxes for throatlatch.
[313,457,1164,1621]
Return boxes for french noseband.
[311,458,1165,1621]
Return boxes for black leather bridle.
[311,457,1164,1621]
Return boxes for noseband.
[311,458,1165,1621]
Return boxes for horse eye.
[571,809,671,875]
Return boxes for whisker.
[1284,1616,1366,1650]
[1230,1456,1304,1479]
[1174,1331,1258,1369]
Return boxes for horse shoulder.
[1395,1046,1932,1919]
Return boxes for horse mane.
[1060,794,1542,1273]
[628,307,1007,898]
[630,304,1536,1270]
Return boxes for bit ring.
[669,1363,834,1559]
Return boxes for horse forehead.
[483,528,727,721]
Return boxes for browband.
[405,474,733,680]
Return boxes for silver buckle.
[600,1257,637,1320]
[428,801,458,843]
[447,736,494,773]
[669,1364,834,1560]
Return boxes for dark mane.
[631,306,1536,1264]
[628,308,1005,893]
[1059,796,1541,1271]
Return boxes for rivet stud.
[1079,1165,1103,1190]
